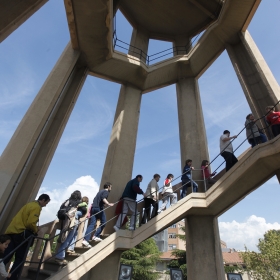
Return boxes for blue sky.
[0,0,280,251]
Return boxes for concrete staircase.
[26,135,280,280]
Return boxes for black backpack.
[57,199,73,220]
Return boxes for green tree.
[120,238,161,280]
[240,230,280,280]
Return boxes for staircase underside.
[48,136,280,279]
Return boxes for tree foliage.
[240,230,280,280]
[121,238,161,280]
[169,249,187,279]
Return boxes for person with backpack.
[67,196,89,253]
[82,183,113,247]
[55,190,82,265]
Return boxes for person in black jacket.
[114,175,146,232]
[82,183,114,247]
[55,190,81,265]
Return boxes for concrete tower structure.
[0,0,280,279]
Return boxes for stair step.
[74,246,91,254]
[42,260,66,272]
[26,267,54,280]
[65,252,81,262]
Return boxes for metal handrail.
[209,100,280,174]
[3,100,279,279]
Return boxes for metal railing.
[112,0,224,65]
[2,100,279,279]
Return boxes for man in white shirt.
[220,130,238,171]
[142,174,160,224]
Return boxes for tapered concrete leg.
[100,28,149,234]
[185,216,225,280]
[80,251,123,280]
[0,0,48,43]
[176,78,210,191]
[226,30,280,123]
[0,43,87,232]
[100,85,142,233]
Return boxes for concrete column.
[173,36,191,55]
[80,250,123,280]
[0,43,87,232]
[176,78,209,191]
[129,28,149,63]
[226,30,280,122]
[0,0,48,43]
[100,85,142,233]
[185,216,225,280]
[100,28,148,233]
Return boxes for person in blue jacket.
[181,159,198,198]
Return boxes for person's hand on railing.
[107,203,114,207]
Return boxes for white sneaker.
[113,225,120,232]
[128,227,134,231]
[82,240,92,248]
[92,236,102,242]
[158,209,162,213]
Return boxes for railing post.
[134,200,137,230]
[120,199,124,229]
[203,169,207,192]
[35,238,48,280]
[191,170,193,193]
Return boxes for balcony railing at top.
[112,1,224,65]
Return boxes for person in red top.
[265,106,280,137]
[201,160,216,189]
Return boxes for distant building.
[155,222,253,279]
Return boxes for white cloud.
[219,215,280,251]
[39,175,99,225]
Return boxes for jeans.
[3,233,30,280]
[159,193,177,211]
[249,133,267,147]
[68,211,83,251]
[56,222,77,260]
[84,208,106,241]
[221,151,238,171]
[181,180,198,198]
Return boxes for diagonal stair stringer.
[48,135,280,280]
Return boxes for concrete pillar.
[0,0,48,43]
[0,43,87,232]
[100,28,149,234]
[129,28,149,63]
[173,36,191,55]
[80,251,123,280]
[185,216,225,280]
[176,78,209,191]
[226,30,280,122]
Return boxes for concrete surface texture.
[1,0,280,279]
[48,135,280,279]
